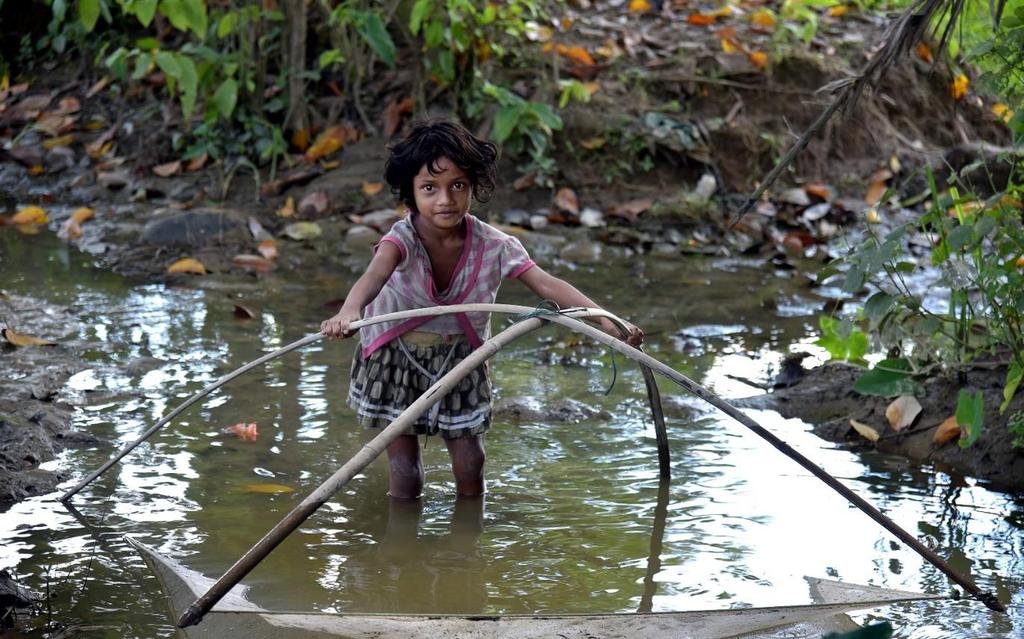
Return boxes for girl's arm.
[321,242,403,339]
[516,266,644,346]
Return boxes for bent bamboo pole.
[61,304,666,502]
[177,314,551,627]
[179,309,1003,626]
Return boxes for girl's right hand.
[321,311,360,339]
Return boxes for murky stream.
[1,227,1021,638]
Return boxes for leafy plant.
[483,82,563,186]
[816,315,868,363]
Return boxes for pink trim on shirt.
[376,236,406,263]
[508,259,536,279]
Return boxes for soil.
[738,362,1024,493]
[1,2,1022,509]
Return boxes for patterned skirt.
[348,332,491,439]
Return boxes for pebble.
[694,173,717,200]
[502,208,531,227]
[559,240,602,263]
[344,224,381,247]
[529,214,549,230]
[579,207,605,228]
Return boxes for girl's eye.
[421,184,433,192]
[453,182,466,190]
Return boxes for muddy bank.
[739,362,1024,493]
[0,294,101,506]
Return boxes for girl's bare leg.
[386,435,424,499]
[445,435,486,497]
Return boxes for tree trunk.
[282,0,308,132]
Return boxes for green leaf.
[217,12,238,38]
[79,0,101,30]
[1001,360,1023,413]
[318,49,344,69]
[956,389,984,448]
[493,106,521,144]
[353,11,396,68]
[155,50,182,80]
[410,0,432,34]
[159,0,190,32]
[182,0,207,37]
[211,78,237,118]
[136,36,160,50]
[863,292,895,324]
[177,54,198,117]
[947,224,975,251]
[425,19,445,48]
[135,0,158,26]
[853,358,922,397]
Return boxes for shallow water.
[1,227,1020,638]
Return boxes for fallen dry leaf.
[152,160,182,177]
[167,257,207,274]
[933,416,961,445]
[804,183,832,200]
[185,153,208,172]
[608,198,654,222]
[628,0,653,12]
[291,127,311,151]
[233,254,275,273]
[277,196,296,218]
[384,96,415,138]
[686,13,716,25]
[580,137,606,150]
[864,169,892,205]
[721,38,740,54]
[35,112,76,136]
[12,206,48,225]
[885,396,922,432]
[55,97,81,115]
[28,165,46,176]
[299,191,329,217]
[951,74,969,101]
[69,207,94,225]
[260,167,321,196]
[282,221,322,241]
[257,238,278,260]
[553,187,579,214]
[992,103,1014,124]
[304,126,348,162]
[751,9,776,29]
[827,5,850,17]
[850,419,880,443]
[558,45,595,66]
[362,181,384,196]
[247,216,272,241]
[42,134,75,150]
[747,51,768,69]
[85,77,110,98]
[513,173,536,191]
[2,328,56,347]
[915,42,933,64]
[224,422,259,441]
[240,483,295,494]
[59,221,82,240]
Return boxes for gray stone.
[559,240,602,263]
[502,208,531,227]
[529,214,549,230]
[579,208,605,228]
[345,224,382,248]
[141,210,245,247]
[360,209,402,232]
[493,396,611,423]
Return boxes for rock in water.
[141,210,245,247]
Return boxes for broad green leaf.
[136,36,159,50]
[212,78,237,118]
[864,292,895,323]
[846,330,868,362]
[853,358,922,397]
[135,0,158,26]
[410,0,432,34]
[353,11,396,68]
[182,0,208,37]
[956,389,984,448]
[947,224,975,251]
[816,261,842,283]
[80,0,100,30]
[425,19,445,48]
[493,106,521,144]
[159,0,191,32]
[318,49,344,69]
[217,12,238,38]
[177,54,198,117]
[1001,360,1023,413]
[155,50,182,80]
[132,52,153,81]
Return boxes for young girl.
[321,120,643,500]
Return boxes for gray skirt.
[348,332,491,439]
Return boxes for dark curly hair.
[384,119,499,213]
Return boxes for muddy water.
[1,228,1020,638]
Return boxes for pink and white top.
[359,214,536,359]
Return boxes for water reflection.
[1,230,1022,638]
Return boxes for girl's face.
[411,156,472,232]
